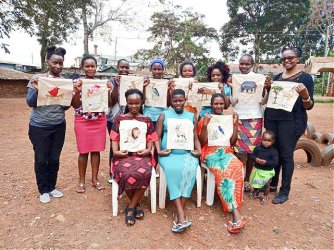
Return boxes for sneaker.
[272,194,288,204]
[39,193,51,203]
[49,189,63,198]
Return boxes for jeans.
[264,118,300,196]
[29,122,66,194]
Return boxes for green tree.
[272,86,283,104]
[220,0,311,70]
[12,0,80,70]
[134,4,217,74]
[0,1,15,53]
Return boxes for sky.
[0,0,229,67]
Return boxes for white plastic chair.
[159,165,202,209]
[201,163,215,206]
[111,167,157,216]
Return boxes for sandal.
[260,196,269,204]
[125,206,136,226]
[75,183,85,193]
[135,205,145,220]
[171,220,192,233]
[244,182,251,192]
[92,181,105,191]
[250,190,260,199]
[225,217,246,234]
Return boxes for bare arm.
[71,80,82,109]
[230,112,239,146]
[192,117,202,156]
[198,115,211,146]
[111,76,119,107]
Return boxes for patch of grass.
[314,99,334,104]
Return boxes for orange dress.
[198,118,244,212]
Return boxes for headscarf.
[150,57,165,69]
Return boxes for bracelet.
[302,96,311,102]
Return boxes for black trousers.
[264,118,301,196]
[29,122,66,194]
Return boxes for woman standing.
[156,89,202,233]
[72,54,110,193]
[264,46,314,204]
[198,93,245,234]
[110,89,158,226]
[26,45,68,203]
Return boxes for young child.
[249,130,278,203]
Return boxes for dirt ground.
[0,98,333,249]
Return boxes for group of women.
[26,44,314,234]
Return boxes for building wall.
[0,80,28,97]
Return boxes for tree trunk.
[82,4,89,54]
[40,39,48,72]
[253,32,260,73]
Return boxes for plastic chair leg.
[196,166,202,207]
[206,168,215,206]
[159,166,167,209]
[111,180,119,216]
[150,167,157,213]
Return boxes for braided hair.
[282,46,302,58]
[207,61,230,83]
[46,45,66,60]
[80,54,97,68]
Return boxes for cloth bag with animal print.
[207,115,233,147]
[232,73,266,119]
[145,78,168,108]
[119,75,144,106]
[191,82,220,111]
[267,81,299,112]
[173,78,194,106]
[166,118,194,150]
[37,77,73,106]
[81,79,109,113]
[119,120,147,152]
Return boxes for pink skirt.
[74,115,107,154]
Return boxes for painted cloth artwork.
[173,78,194,95]
[232,73,266,119]
[166,117,194,150]
[81,79,109,113]
[37,77,73,106]
[110,115,158,196]
[198,118,244,213]
[207,115,233,146]
[192,82,221,107]
[158,109,199,200]
[119,119,147,152]
[119,75,144,106]
[267,81,299,112]
[145,78,168,108]
[235,118,263,153]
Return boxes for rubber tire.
[319,132,334,145]
[305,122,316,139]
[309,132,322,142]
[295,138,322,167]
[321,144,334,167]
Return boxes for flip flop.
[92,181,105,191]
[135,205,145,220]
[75,183,85,193]
[125,206,136,226]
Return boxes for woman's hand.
[137,149,151,157]
[143,78,150,87]
[167,79,175,90]
[107,81,112,91]
[233,112,239,125]
[188,82,193,91]
[157,149,171,156]
[203,114,212,126]
[114,150,128,158]
[264,76,272,90]
[114,75,121,86]
[31,78,39,92]
[191,149,202,157]
[73,79,83,92]
[294,83,309,100]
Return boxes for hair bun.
[55,47,66,56]
[47,45,56,53]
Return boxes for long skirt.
[112,155,153,196]
[74,115,106,154]
[235,118,263,154]
[159,151,199,200]
[205,148,244,212]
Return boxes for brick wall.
[0,80,28,97]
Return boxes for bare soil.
[0,99,333,249]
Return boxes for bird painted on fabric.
[218,125,225,135]
[48,87,59,97]
[152,87,160,96]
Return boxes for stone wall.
[0,80,28,97]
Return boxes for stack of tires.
[298,122,334,167]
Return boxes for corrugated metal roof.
[0,67,32,80]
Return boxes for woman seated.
[155,89,202,233]
[110,89,158,226]
[198,93,246,234]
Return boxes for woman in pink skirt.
[72,54,111,193]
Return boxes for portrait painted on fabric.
[166,118,194,150]
[37,77,73,106]
[119,75,144,106]
[267,81,299,112]
[145,78,168,108]
[207,115,233,146]
[232,73,266,119]
[119,120,147,152]
[81,79,109,113]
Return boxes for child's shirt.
[250,145,278,171]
